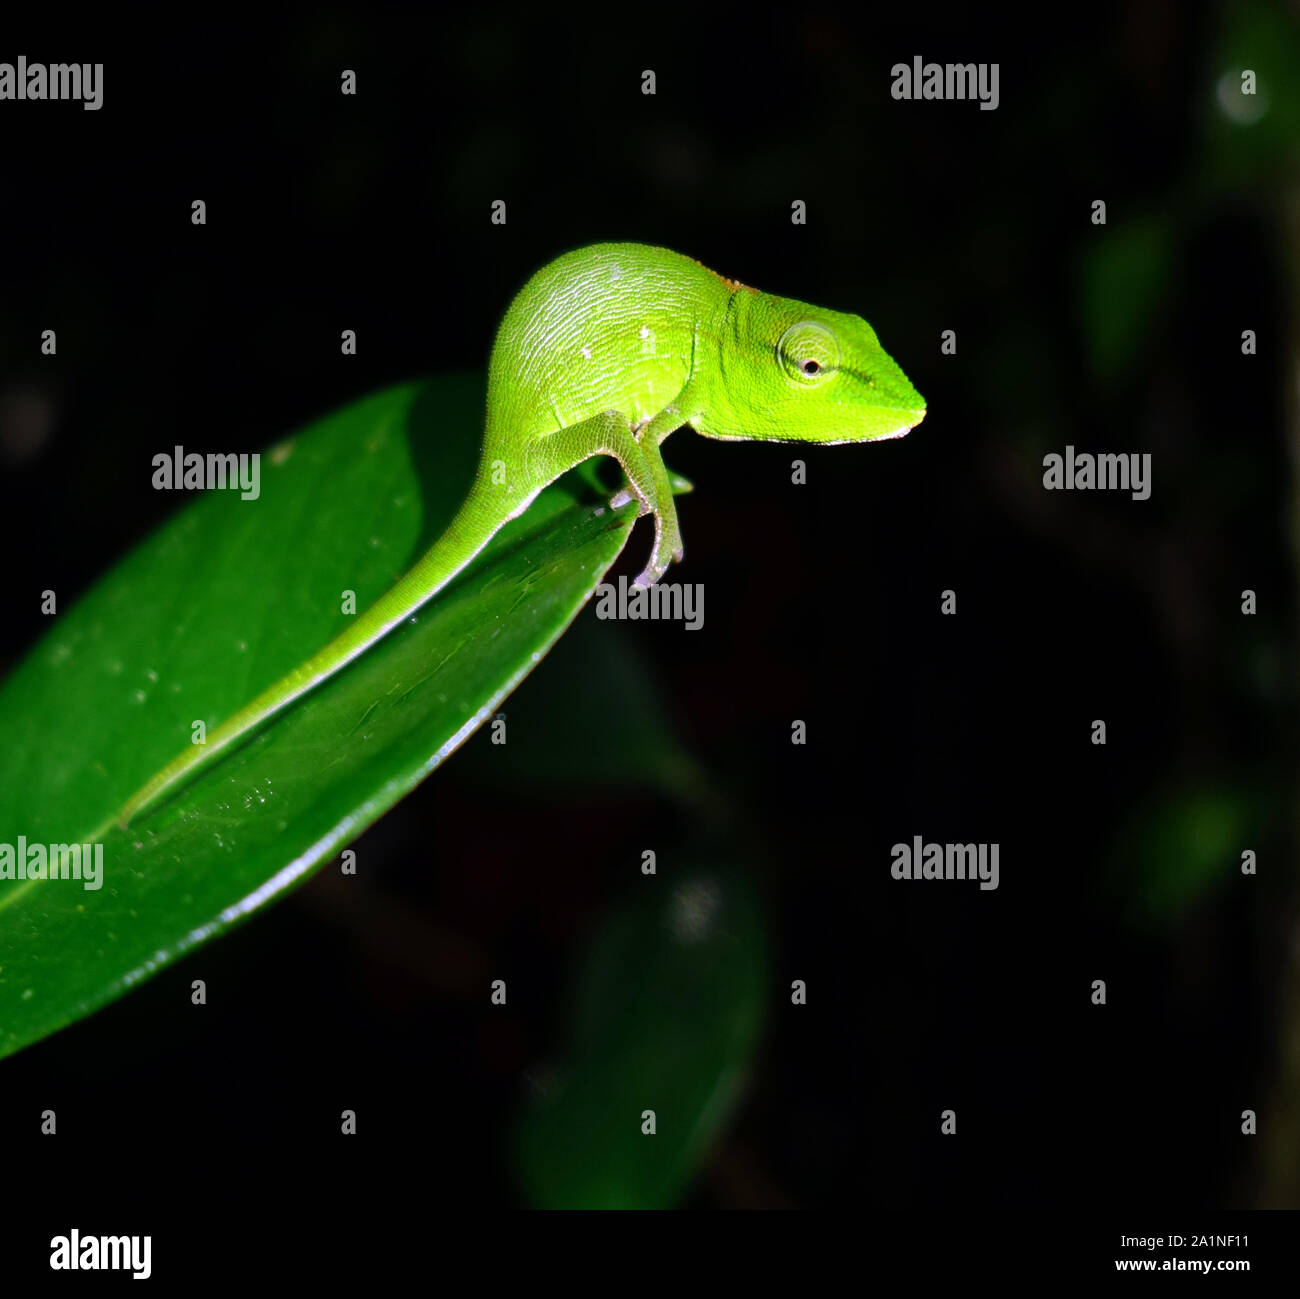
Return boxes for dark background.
[1,0,1297,1232]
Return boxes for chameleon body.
[118,242,924,825]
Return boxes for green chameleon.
[119,241,925,826]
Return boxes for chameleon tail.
[115,486,514,829]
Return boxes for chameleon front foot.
[610,479,682,585]
[634,512,685,587]
[633,563,668,588]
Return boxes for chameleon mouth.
[873,407,926,440]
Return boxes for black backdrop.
[1,0,1295,1259]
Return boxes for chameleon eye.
[778,321,839,384]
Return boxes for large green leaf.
[0,374,641,1061]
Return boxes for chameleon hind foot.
[609,485,651,516]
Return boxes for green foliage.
[0,376,637,1060]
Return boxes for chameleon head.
[704,290,926,444]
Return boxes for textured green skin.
[119,242,925,825]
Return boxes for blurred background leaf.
[1108,781,1262,927]
[514,860,766,1208]
[1078,211,1179,387]
[456,614,719,810]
